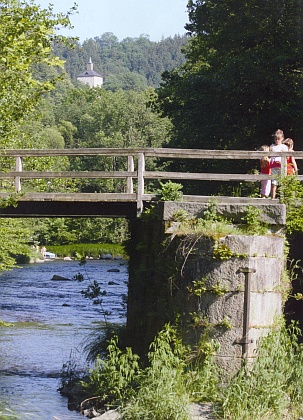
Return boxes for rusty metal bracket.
[235,267,256,363]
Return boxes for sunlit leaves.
[0,0,76,146]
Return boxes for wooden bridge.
[0,147,301,218]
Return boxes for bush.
[73,320,303,419]
[221,320,303,419]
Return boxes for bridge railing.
[0,148,303,212]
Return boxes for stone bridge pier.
[126,200,286,373]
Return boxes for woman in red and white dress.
[269,129,288,199]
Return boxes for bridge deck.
[0,192,277,218]
[0,147,297,217]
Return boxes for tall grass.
[46,243,127,259]
[221,320,303,419]
[76,320,303,419]
[79,324,220,419]
[0,403,17,419]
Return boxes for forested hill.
[53,32,188,90]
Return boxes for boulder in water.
[51,275,72,281]
[100,254,112,259]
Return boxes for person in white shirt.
[269,129,288,199]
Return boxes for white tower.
[77,57,103,88]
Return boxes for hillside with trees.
[53,32,188,90]
[0,23,185,252]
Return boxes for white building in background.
[77,57,103,88]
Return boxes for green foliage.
[83,336,141,407]
[212,242,233,261]
[189,278,229,296]
[73,255,111,325]
[60,348,87,393]
[122,325,191,419]
[210,280,229,296]
[0,218,32,271]
[75,320,303,419]
[0,319,13,327]
[191,218,236,240]
[172,199,237,240]
[30,218,129,246]
[221,320,303,419]
[80,323,220,418]
[158,0,303,195]
[0,404,17,419]
[171,209,189,222]
[189,279,207,297]
[140,205,160,222]
[47,243,127,259]
[157,180,183,201]
[54,33,187,90]
[280,176,303,234]
[203,198,222,222]
[46,87,173,194]
[240,206,269,236]
[217,318,232,330]
[0,0,76,146]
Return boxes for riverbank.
[47,243,127,260]
[60,379,217,420]
[30,253,126,264]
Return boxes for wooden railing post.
[15,156,22,192]
[127,155,134,193]
[137,152,145,214]
[281,155,287,176]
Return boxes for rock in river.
[51,275,72,281]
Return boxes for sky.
[37,0,189,43]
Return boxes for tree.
[0,1,77,272]
[0,0,76,147]
[53,86,172,192]
[158,0,303,151]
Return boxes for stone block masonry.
[126,201,286,374]
[179,234,285,374]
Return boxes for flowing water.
[0,259,128,419]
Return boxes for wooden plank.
[0,171,137,179]
[142,193,275,204]
[0,169,300,183]
[0,192,276,205]
[0,148,139,157]
[144,171,274,181]
[0,147,303,160]
[0,192,137,202]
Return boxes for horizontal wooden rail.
[0,171,137,179]
[0,147,301,213]
[0,147,303,159]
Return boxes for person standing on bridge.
[259,145,271,198]
[269,129,288,199]
[282,138,298,175]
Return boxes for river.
[0,258,128,419]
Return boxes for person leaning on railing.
[269,129,288,199]
[282,138,298,175]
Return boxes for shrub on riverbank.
[46,243,127,259]
[70,319,303,419]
